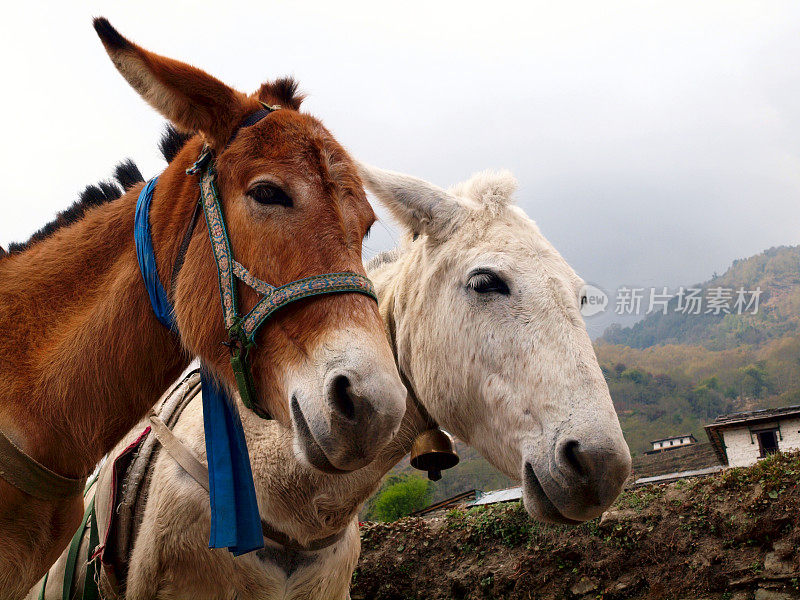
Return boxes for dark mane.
[1,114,282,255]
[6,177,126,255]
[2,128,187,256]
[159,125,193,163]
[114,159,144,191]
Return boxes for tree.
[738,363,772,398]
[370,475,433,522]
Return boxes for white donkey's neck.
[246,247,429,546]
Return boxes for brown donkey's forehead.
[227,110,373,224]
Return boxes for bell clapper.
[427,468,442,482]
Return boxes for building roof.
[411,489,477,517]
[466,487,522,507]
[704,404,800,465]
[705,405,800,429]
[634,465,724,486]
[650,433,697,445]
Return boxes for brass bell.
[410,428,460,481]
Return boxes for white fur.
[363,165,630,524]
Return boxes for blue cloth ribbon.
[134,177,174,331]
[199,368,263,555]
[134,178,263,555]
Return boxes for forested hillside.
[597,245,800,454]
[600,245,800,350]
[597,335,800,454]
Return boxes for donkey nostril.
[561,439,588,479]
[330,374,356,421]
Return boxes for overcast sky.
[2,1,799,336]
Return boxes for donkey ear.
[256,77,306,111]
[357,163,468,241]
[94,18,257,148]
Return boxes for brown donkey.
[0,19,405,598]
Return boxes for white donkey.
[32,166,630,600]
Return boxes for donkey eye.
[247,183,292,207]
[467,270,509,295]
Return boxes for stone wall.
[723,417,800,467]
[632,442,719,479]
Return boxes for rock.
[773,539,796,558]
[570,577,598,596]
[729,591,751,600]
[599,509,636,527]
[609,573,639,593]
[664,485,686,504]
[764,551,797,577]
[754,589,798,600]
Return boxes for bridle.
[134,103,378,555]
[140,102,377,419]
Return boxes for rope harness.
[147,410,347,552]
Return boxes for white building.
[648,434,696,453]
[705,405,800,468]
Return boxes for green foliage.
[737,362,774,397]
[369,474,432,522]
[717,450,800,493]
[615,487,665,511]
[446,502,533,547]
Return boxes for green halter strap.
[186,146,377,419]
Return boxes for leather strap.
[259,517,347,553]
[169,199,202,298]
[148,413,347,552]
[0,427,85,500]
[148,414,209,491]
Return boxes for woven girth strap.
[0,428,85,500]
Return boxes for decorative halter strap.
[185,139,376,418]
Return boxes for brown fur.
[0,18,384,598]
